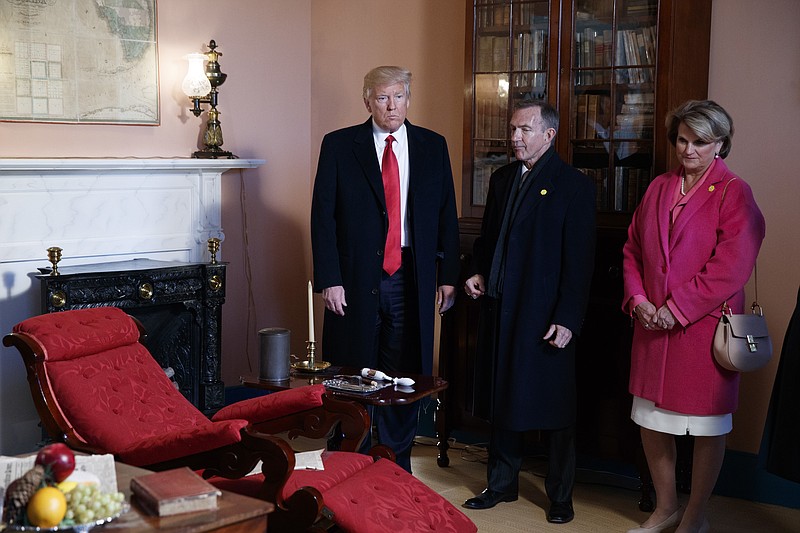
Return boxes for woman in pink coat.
[622,100,765,533]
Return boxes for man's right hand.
[322,285,347,316]
[464,274,485,300]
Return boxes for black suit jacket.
[471,148,596,430]
[311,118,459,375]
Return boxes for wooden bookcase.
[442,0,712,497]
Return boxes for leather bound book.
[130,467,221,516]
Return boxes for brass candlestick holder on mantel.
[47,247,62,276]
[207,237,221,264]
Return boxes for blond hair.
[666,100,734,158]
[363,66,412,100]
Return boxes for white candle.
[307,280,315,342]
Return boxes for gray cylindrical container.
[258,327,291,381]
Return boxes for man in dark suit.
[463,100,596,524]
[311,66,459,472]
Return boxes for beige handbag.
[711,179,772,372]
[713,301,772,372]
[713,262,772,371]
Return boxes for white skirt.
[631,396,732,436]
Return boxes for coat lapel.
[512,152,556,224]
[668,160,731,247]
[353,118,385,208]
[405,120,426,210]
[654,173,675,260]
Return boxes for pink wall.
[1,0,797,455]
[708,0,800,452]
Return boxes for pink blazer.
[622,159,765,415]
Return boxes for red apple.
[35,443,75,483]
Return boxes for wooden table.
[107,461,273,532]
[240,366,452,465]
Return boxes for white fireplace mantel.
[0,158,264,172]
[0,157,263,454]
[0,158,264,264]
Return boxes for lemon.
[57,480,77,493]
[26,486,67,528]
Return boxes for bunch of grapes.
[63,484,125,525]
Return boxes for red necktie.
[382,135,401,275]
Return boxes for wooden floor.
[410,438,800,532]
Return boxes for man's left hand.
[544,324,573,349]
[437,285,456,314]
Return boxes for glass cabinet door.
[468,0,552,210]
[570,0,658,213]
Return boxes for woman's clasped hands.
[635,301,677,331]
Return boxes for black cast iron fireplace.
[36,259,226,414]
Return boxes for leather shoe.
[547,501,574,524]
[462,488,518,510]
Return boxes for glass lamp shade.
[182,53,212,97]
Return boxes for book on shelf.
[574,93,610,140]
[613,167,652,212]
[614,26,656,84]
[475,35,511,72]
[477,36,493,71]
[492,36,509,71]
[625,0,657,17]
[575,26,613,86]
[576,94,588,139]
[614,31,628,84]
[586,94,599,137]
[578,167,609,211]
[130,466,221,517]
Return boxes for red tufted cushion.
[283,451,375,498]
[115,419,247,465]
[207,450,375,500]
[323,458,477,533]
[212,384,325,423]
[14,307,141,361]
[14,307,246,465]
[209,455,476,533]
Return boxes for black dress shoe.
[547,501,574,524]
[462,488,518,510]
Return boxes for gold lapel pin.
[540,189,548,196]
[708,185,715,192]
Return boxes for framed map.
[0,0,159,125]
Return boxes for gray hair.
[513,98,559,132]
[363,66,412,100]
[666,100,734,158]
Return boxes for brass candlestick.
[47,247,62,276]
[307,340,316,370]
[290,340,330,373]
[207,237,220,264]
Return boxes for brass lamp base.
[193,148,235,159]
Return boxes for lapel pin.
[540,189,548,196]
[708,185,715,192]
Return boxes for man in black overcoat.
[463,100,596,524]
[311,66,459,472]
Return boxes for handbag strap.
[719,177,761,315]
